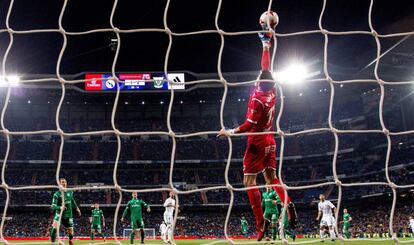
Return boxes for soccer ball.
[259,10,279,30]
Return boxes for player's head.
[344,208,348,213]
[410,216,413,220]
[266,185,272,192]
[59,178,67,188]
[169,191,175,198]
[94,202,99,209]
[319,194,325,201]
[132,192,138,199]
[241,216,245,219]
[257,70,275,92]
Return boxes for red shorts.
[243,136,277,175]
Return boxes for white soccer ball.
[259,10,279,30]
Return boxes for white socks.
[329,229,336,239]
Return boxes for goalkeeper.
[49,178,81,245]
[262,186,280,241]
[218,18,297,241]
[121,192,151,244]
[90,202,106,242]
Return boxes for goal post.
[123,228,156,240]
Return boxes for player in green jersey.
[49,178,81,245]
[240,216,249,237]
[90,202,106,242]
[279,203,296,241]
[340,208,352,239]
[262,186,281,241]
[121,192,151,244]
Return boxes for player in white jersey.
[409,216,414,234]
[160,221,167,243]
[316,194,336,241]
[163,191,176,243]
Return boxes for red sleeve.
[238,100,264,133]
[261,48,270,71]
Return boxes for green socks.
[50,227,57,242]
[141,229,145,243]
[130,232,135,244]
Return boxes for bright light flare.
[274,64,309,84]
[0,75,20,87]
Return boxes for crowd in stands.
[2,197,414,238]
[0,86,412,239]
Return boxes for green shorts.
[91,223,102,232]
[271,213,279,225]
[264,211,278,222]
[343,223,350,231]
[53,213,73,228]
[131,219,144,230]
[242,228,248,234]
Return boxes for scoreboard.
[84,72,185,91]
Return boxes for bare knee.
[243,175,257,187]
[264,168,276,184]
[52,221,60,229]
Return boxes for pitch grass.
[7,238,414,245]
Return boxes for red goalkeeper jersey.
[244,87,276,134]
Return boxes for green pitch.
[7,238,414,245]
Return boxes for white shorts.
[320,215,336,227]
[164,213,173,225]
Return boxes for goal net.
[123,228,156,240]
[0,0,413,245]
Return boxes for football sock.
[247,187,264,230]
[329,229,336,239]
[50,227,57,242]
[141,229,145,243]
[130,232,135,244]
[320,230,325,239]
[270,178,291,204]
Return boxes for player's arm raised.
[102,212,106,227]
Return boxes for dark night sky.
[0,0,413,76]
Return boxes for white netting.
[123,228,155,240]
[0,0,413,244]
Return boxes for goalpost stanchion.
[0,0,413,244]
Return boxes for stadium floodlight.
[274,64,308,84]
[273,63,317,84]
[0,75,20,87]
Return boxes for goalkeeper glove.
[225,127,235,135]
[258,32,272,48]
[258,25,273,48]
[217,127,235,137]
